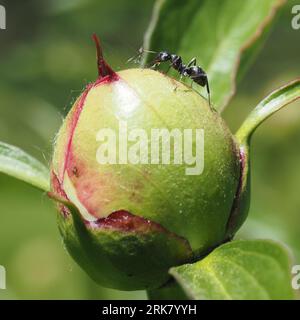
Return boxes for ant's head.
[155,51,171,63]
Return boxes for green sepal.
[51,194,194,291]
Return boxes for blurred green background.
[0,0,299,299]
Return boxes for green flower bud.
[50,36,246,290]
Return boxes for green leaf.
[170,240,295,300]
[236,79,300,145]
[0,141,50,192]
[143,0,285,111]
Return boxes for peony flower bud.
[50,36,245,290]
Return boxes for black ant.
[128,48,211,106]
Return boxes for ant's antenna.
[141,48,157,54]
[127,47,157,64]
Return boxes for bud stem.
[235,79,300,146]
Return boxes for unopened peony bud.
[50,36,245,290]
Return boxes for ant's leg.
[186,57,197,68]
[191,73,211,105]
[206,81,211,107]
[197,74,211,106]
[149,62,160,69]
[165,64,172,74]
[173,73,182,92]
[127,52,144,65]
